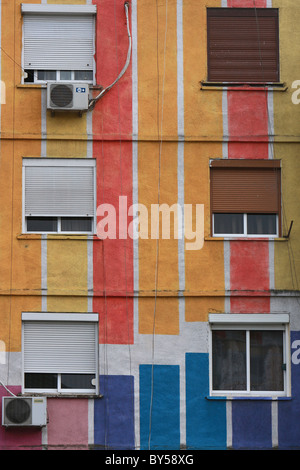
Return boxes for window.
[207,8,279,83]
[24,70,94,84]
[210,159,281,237]
[21,4,96,84]
[23,158,96,234]
[22,313,99,395]
[209,314,290,397]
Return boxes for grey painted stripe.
[86,110,93,159]
[226,400,232,448]
[177,0,185,296]
[268,90,274,159]
[269,239,275,292]
[221,0,232,449]
[177,0,186,447]
[222,89,228,159]
[272,400,278,448]
[41,70,47,314]
[40,0,48,450]
[86,70,93,314]
[99,322,209,375]
[224,240,231,314]
[41,235,47,312]
[131,0,140,449]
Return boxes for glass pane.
[27,217,58,232]
[214,213,244,234]
[61,217,92,232]
[247,214,277,235]
[212,330,246,390]
[25,373,57,389]
[61,374,96,389]
[250,331,284,391]
[37,70,56,81]
[60,71,72,80]
[74,70,93,81]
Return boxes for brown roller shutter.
[207,8,279,83]
[210,160,281,214]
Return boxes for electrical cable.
[113,0,132,380]
[148,0,168,451]
[0,380,17,397]
[88,2,132,111]
[0,2,131,111]
[96,0,133,450]
[253,0,300,303]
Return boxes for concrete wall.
[0,0,299,450]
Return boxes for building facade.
[0,0,299,450]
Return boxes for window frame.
[22,312,99,396]
[208,314,291,398]
[22,158,97,235]
[24,70,94,85]
[210,159,282,239]
[212,213,279,238]
[21,3,96,86]
[206,7,280,85]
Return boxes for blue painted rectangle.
[94,375,135,450]
[232,400,272,449]
[186,353,227,450]
[278,331,300,449]
[139,365,180,450]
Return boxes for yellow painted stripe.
[183,0,223,140]
[137,1,179,334]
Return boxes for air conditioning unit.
[47,83,89,112]
[2,396,47,427]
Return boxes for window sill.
[205,236,288,242]
[200,81,287,92]
[206,396,291,401]
[17,84,102,90]
[21,392,103,399]
[17,233,101,241]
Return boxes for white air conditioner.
[2,396,47,427]
[47,82,89,111]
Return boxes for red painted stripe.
[47,399,89,449]
[227,91,269,159]
[92,0,133,344]
[230,296,270,314]
[230,241,270,313]
[227,0,271,314]
[228,0,267,7]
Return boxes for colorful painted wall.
[0,0,299,450]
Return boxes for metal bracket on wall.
[284,220,294,239]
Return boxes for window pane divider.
[244,213,247,236]
[246,330,250,393]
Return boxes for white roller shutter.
[22,9,95,71]
[24,159,95,217]
[23,318,98,375]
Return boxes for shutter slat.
[25,164,95,217]
[207,9,279,82]
[211,167,280,214]
[23,14,95,70]
[23,321,97,374]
